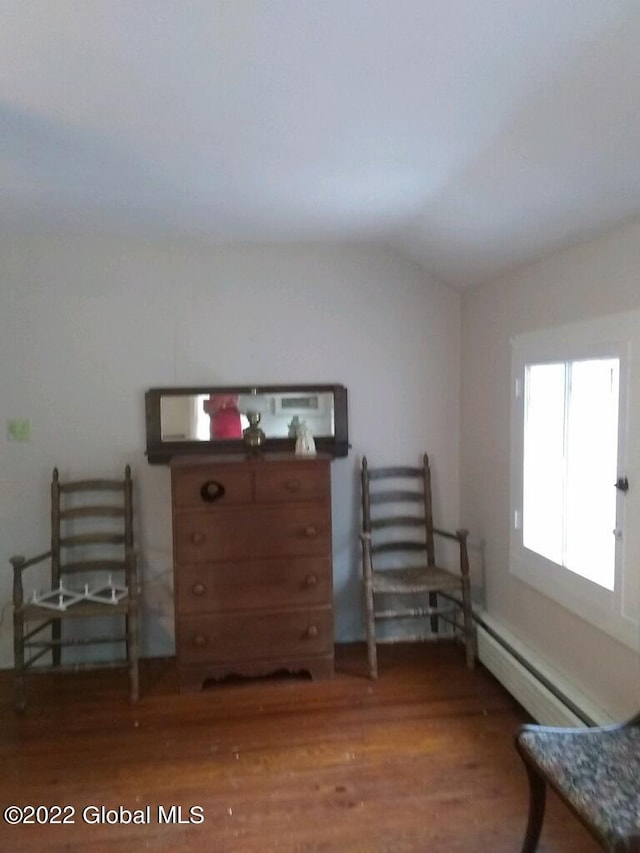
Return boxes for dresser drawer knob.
[190,531,205,546]
[200,480,226,503]
[285,479,301,493]
[191,582,206,597]
[303,525,318,538]
[306,625,319,639]
[305,574,318,587]
[192,633,209,648]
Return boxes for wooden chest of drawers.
[170,454,334,691]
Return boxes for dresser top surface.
[170,452,332,470]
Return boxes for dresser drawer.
[255,462,330,504]
[177,608,333,665]
[176,557,332,613]
[172,466,253,508]
[174,504,331,563]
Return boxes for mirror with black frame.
[145,384,349,462]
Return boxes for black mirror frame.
[145,384,349,463]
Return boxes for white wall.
[0,235,461,667]
[461,219,640,719]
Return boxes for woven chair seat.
[516,722,640,852]
[372,565,462,594]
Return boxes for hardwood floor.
[0,643,600,852]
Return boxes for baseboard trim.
[475,613,614,727]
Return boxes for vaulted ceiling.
[2,1,639,288]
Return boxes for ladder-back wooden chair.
[515,713,640,852]
[11,466,139,711]
[360,453,475,678]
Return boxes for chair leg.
[464,628,476,670]
[52,620,61,667]
[363,579,378,679]
[520,761,546,853]
[429,591,439,634]
[13,609,26,712]
[127,610,140,703]
[461,578,476,670]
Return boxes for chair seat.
[21,598,131,620]
[372,565,462,594]
[518,725,640,849]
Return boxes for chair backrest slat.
[60,559,128,575]
[371,541,428,555]
[369,490,422,505]
[59,479,126,493]
[50,466,134,584]
[361,453,435,566]
[60,506,125,520]
[370,516,424,530]
[367,466,422,481]
[61,533,126,548]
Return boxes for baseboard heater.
[475,613,613,727]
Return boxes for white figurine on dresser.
[295,421,316,456]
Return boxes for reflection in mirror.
[160,391,336,442]
[145,384,349,462]
[160,394,246,441]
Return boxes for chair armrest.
[11,552,52,609]
[433,527,469,543]
[433,528,471,577]
[10,551,52,573]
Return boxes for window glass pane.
[523,363,565,564]
[565,359,619,589]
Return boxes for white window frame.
[510,312,637,649]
